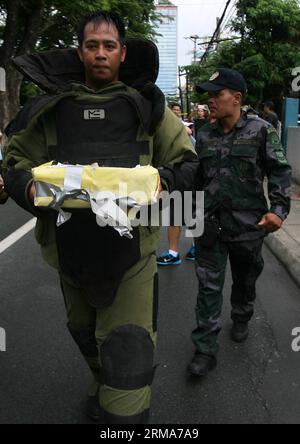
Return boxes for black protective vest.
[53,93,153,308]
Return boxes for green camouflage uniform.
[192,112,292,356]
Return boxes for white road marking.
[0,218,36,254]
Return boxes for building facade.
[154,2,178,97]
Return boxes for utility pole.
[178,66,190,114]
[186,73,190,115]
[178,66,184,110]
[184,35,200,64]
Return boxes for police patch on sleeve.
[267,127,280,144]
[275,150,289,165]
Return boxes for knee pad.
[100,325,155,390]
[67,322,98,357]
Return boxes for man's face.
[263,105,270,114]
[171,106,182,118]
[208,89,241,120]
[77,21,127,90]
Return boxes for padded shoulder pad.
[5,95,56,136]
[12,39,159,94]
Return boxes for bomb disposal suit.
[3,44,198,423]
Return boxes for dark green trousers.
[192,238,264,356]
[60,254,158,424]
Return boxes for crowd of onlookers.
[171,100,281,145]
[170,103,214,146]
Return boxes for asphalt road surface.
[0,202,300,424]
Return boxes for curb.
[265,230,300,288]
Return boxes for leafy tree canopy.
[0,0,158,58]
[186,0,300,109]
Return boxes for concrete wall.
[287,126,300,184]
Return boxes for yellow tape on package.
[32,162,160,210]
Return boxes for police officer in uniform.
[2,12,198,423]
[188,69,291,376]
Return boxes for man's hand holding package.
[29,180,36,203]
[258,213,283,233]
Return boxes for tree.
[186,0,300,110]
[0,0,158,129]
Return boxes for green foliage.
[17,0,158,51]
[39,0,159,48]
[186,0,300,108]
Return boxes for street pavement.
[266,182,300,287]
[0,203,300,424]
[0,199,32,242]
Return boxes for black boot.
[187,352,217,376]
[231,322,249,343]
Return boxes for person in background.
[171,102,195,143]
[263,101,279,129]
[157,103,197,265]
[193,104,209,138]
[170,103,182,118]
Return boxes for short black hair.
[228,89,246,105]
[77,11,126,46]
[264,100,275,110]
[170,103,181,109]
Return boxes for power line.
[198,36,240,46]
[219,0,238,36]
[198,0,233,66]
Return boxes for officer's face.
[77,21,127,90]
[208,89,241,119]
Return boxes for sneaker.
[185,245,196,261]
[187,352,217,377]
[230,322,249,343]
[157,252,182,266]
